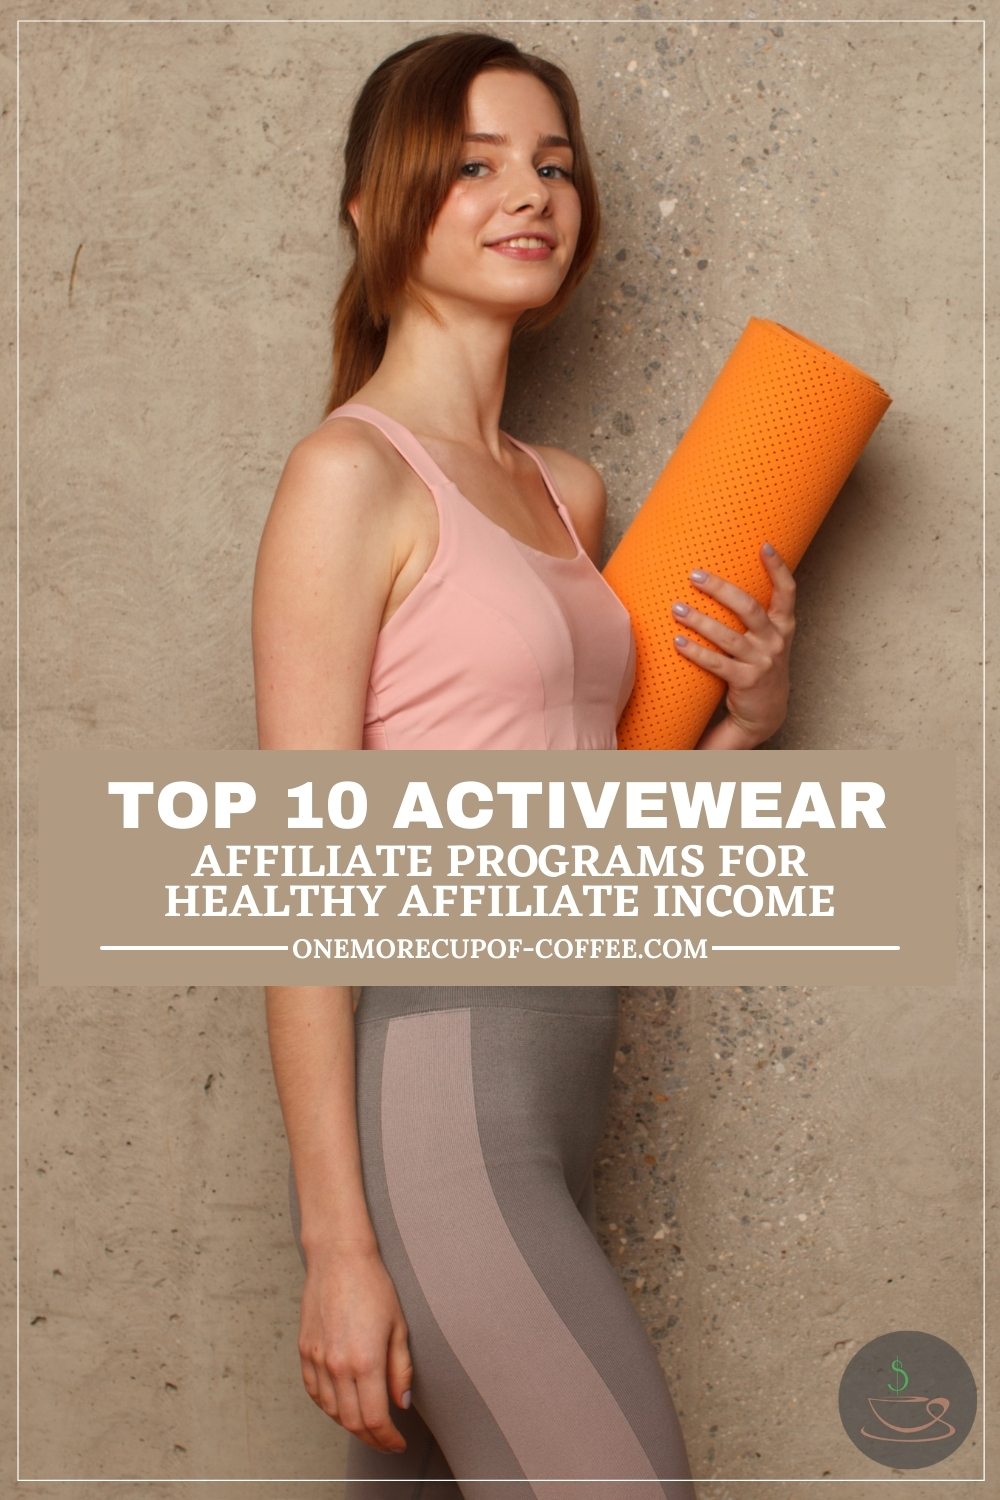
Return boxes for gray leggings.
[288,986,696,1498]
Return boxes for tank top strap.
[502,433,584,552]
[322,402,454,496]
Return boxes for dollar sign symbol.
[888,1357,909,1394]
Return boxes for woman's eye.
[459,160,574,181]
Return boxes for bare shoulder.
[253,417,404,676]
[270,414,405,534]
[255,412,422,596]
[531,442,608,563]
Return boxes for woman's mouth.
[486,237,554,261]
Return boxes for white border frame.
[13,14,983,1488]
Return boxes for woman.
[252,29,794,1496]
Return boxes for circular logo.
[838,1330,977,1469]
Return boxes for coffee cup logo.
[839,1332,975,1469]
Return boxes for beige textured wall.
[6,2,992,1496]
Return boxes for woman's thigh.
[347,987,696,1500]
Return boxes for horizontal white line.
[99,945,289,951]
[13,1476,983,1488]
[711,944,900,951]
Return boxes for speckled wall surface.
[8,0,991,1495]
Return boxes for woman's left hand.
[672,542,796,750]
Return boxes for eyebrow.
[463,131,573,151]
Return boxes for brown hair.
[323,29,602,414]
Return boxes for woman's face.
[411,68,582,322]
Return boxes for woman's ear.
[347,196,363,233]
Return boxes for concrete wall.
[7,2,990,1496]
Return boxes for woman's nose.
[501,163,551,213]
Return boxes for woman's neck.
[352,301,520,457]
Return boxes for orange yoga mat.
[603,316,891,749]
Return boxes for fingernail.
[401,1389,412,1409]
[690,569,706,582]
[672,601,689,616]
[762,541,775,556]
[674,635,688,648]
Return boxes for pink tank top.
[323,402,636,750]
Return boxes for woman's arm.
[253,426,391,1248]
[252,427,414,1454]
[265,984,375,1254]
[253,429,397,750]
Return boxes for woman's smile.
[486,237,554,260]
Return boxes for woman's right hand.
[298,1241,413,1454]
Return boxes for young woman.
[252,29,795,1497]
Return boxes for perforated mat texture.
[603,317,892,749]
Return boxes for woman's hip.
[355,988,621,1209]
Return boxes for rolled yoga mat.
[603,316,892,749]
